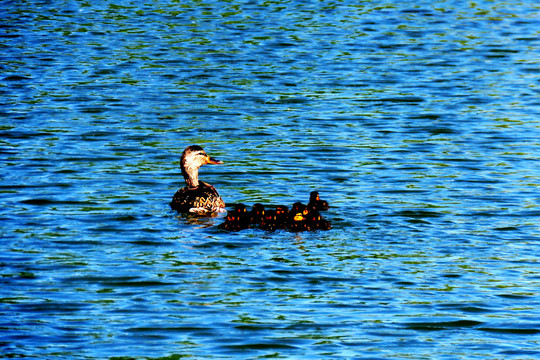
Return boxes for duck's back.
[170,181,225,214]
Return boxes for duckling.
[304,208,332,231]
[318,218,332,230]
[261,210,279,231]
[219,203,250,231]
[250,203,266,226]
[233,203,251,228]
[275,205,289,229]
[219,212,242,231]
[308,191,329,212]
[288,213,308,232]
[171,145,225,214]
[288,203,309,232]
[290,202,306,215]
[233,203,248,214]
[275,205,289,217]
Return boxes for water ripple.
[1,0,540,359]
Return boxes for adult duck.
[170,145,226,214]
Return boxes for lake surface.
[1,0,540,358]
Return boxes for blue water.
[2,0,540,358]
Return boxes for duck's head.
[181,145,222,169]
[181,145,222,187]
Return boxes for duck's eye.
[198,152,206,157]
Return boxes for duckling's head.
[264,210,278,222]
[234,203,248,213]
[276,205,289,215]
[291,202,306,214]
[180,145,222,187]
[251,203,265,216]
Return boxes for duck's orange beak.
[206,156,223,164]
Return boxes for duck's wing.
[195,181,226,213]
[170,182,225,214]
[170,186,195,213]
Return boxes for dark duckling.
[260,210,279,231]
[276,205,289,218]
[274,205,289,229]
[219,212,242,231]
[308,191,329,212]
[233,203,251,227]
[288,203,309,232]
[219,203,250,231]
[304,208,332,230]
[171,145,225,214]
[250,203,266,226]
[290,202,306,215]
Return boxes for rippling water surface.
[2,0,540,358]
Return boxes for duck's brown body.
[170,181,225,214]
[171,145,225,214]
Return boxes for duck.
[170,145,226,214]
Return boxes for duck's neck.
[182,165,199,189]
